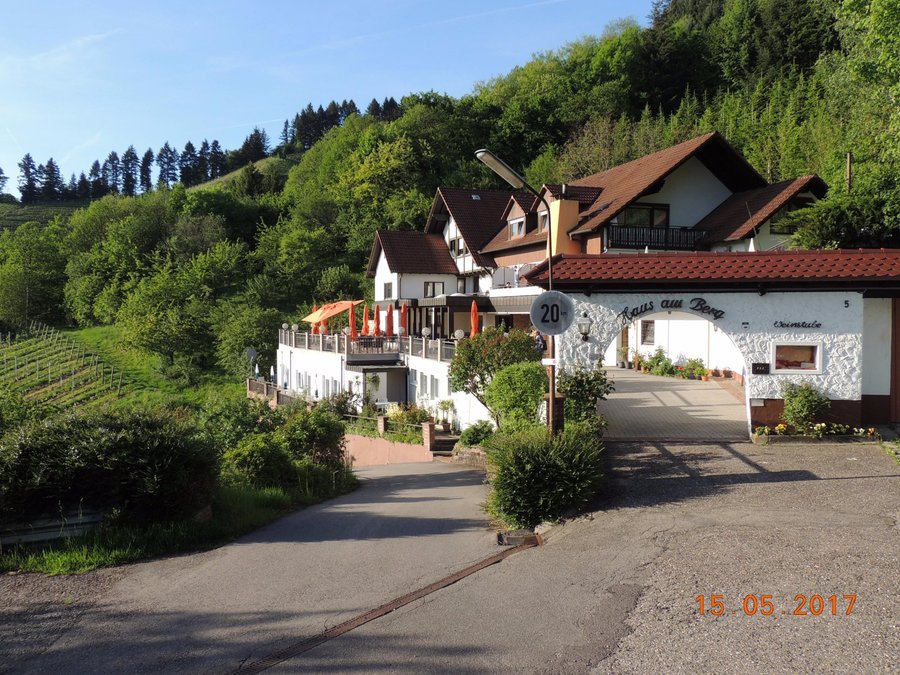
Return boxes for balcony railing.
[607,225,707,251]
[278,330,456,363]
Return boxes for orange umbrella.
[400,304,408,336]
[385,305,394,337]
[349,303,358,340]
[361,305,369,336]
[470,300,479,337]
[373,305,381,337]
[320,317,328,334]
[311,304,319,334]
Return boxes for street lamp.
[475,148,559,433]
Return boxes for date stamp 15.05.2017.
[695,594,857,617]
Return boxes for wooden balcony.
[607,225,707,251]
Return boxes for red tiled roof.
[543,184,603,205]
[366,230,459,277]
[524,250,900,290]
[424,187,519,267]
[695,175,828,243]
[567,132,766,236]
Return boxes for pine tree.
[340,99,359,123]
[89,160,105,198]
[17,154,39,204]
[40,158,63,200]
[180,140,199,186]
[76,172,91,200]
[105,151,121,193]
[197,140,210,183]
[0,166,7,193]
[156,142,179,187]
[122,146,139,196]
[64,173,77,200]
[279,119,291,155]
[140,148,155,193]
[382,97,402,120]
[366,98,382,118]
[209,140,226,178]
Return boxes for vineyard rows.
[0,322,130,412]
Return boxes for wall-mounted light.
[421,327,432,339]
[576,312,594,342]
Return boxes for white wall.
[374,254,397,301]
[558,290,865,405]
[862,297,892,396]
[277,344,348,401]
[639,156,732,227]
[406,353,490,429]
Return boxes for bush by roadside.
[484,420,607,529]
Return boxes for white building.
[274,132,900,434]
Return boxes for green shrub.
[557,362,614,421]
[457,420,495,448]
[275,407,346,467]
[484,423,606,529]
[681,357,707,379]
[221,433,296,489]
[484,361,548,428]
[781,381,831,434]
[0,390,41,434]
[647,348,677,376]
[316,390,360,419]
[0,408,217,524]
[198,395,282,451]
[385,402,431,426]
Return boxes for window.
[769,198,814,235]
[640,320,655,345]
[419,372,428,396]
[773,343,820,372]
[449,239,457,256]
[424,281,445,298]
[458,240,467,256]
[510,218,526,237]
[430,376,439,398]
[623,204,669,228]
[539,212,549,231]
[457,277,466,293]
[383,282,393,299]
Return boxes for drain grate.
[231,542,538,673]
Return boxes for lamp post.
[475,148,559,433]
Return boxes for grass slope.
[191,155,300,191]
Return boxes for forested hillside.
[0,0,896,385]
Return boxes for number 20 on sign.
[530,291,575,336]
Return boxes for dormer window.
[623,204,669,228]
[539,212,549,231]
[510,218,526,238]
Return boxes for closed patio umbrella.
[373,305,381,337]
[349,302,358,340]
[470,300,479,337]
[385,305,394,337]
[400,303,408,336]
[361,304,370,336]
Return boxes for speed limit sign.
[530,291,575,335]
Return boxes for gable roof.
[694,175,828,243]
[423,187,517,267]
[523,249,900,292]
[567,132,767,236]
[366,230,459,278]
[482,185,603,255]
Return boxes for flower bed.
[752,423,881,445]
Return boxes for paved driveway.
[601,367,748,442]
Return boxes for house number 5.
[844,300,850,308]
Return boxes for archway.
[596,310,748,441]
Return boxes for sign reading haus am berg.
[616,297,726,326]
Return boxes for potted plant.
[617,346,629,369]
[632,350,643,372]
[437,399,455,432]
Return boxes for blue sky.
[0,0,653,196]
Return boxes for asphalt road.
[6,441,900,673]
[12,462,497,674]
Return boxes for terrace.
[278,329,457,364]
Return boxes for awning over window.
[302,300,363,324]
